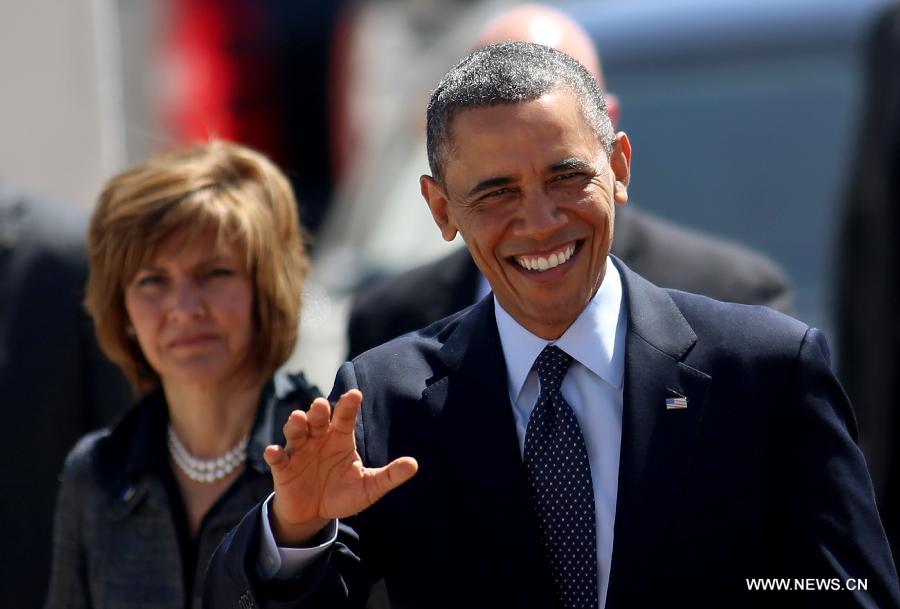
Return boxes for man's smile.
[512,240,580,272]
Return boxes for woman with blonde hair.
[45,140,318,609]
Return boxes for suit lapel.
[606,259,711,608]
[422,297,556,608]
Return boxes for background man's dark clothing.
[837,2,900,560]
[0,181,131,608]
[348,205,792,359]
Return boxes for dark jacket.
[206,259,895,609]
[837,2,900,557]
[347,204,793,359]
[0,181,131,608]
[44,372,319,609]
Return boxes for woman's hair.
[86,140,309,393]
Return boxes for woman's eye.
[135,275,163,287]
[208,267,234,278]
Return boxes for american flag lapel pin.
[665,389,688,410]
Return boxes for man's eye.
[552,172,583,182]
[483,188,513,199]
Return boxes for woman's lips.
[168,333,218,348]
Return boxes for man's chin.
[511,302,583,339]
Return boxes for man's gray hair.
[426,41,615,186]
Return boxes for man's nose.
[515,189,566,240]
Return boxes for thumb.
[365,457,418,503]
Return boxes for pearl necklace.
[167,424,249,483]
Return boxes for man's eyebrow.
[466,176,515,199]
[549,158,593,173]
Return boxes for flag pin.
[665,391,688,410]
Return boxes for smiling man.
[419,88,629,341]
[204,42,898,609]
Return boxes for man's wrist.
[259,495,338,580]
[270,498,330,547]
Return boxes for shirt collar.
[494,257,626,405]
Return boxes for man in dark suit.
[0,180,130,608]
[347,4,791,360]
[205,42,896,608]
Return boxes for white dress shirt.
[260,258,627,609]
[494,259,625,609]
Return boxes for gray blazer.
[44,373,318,609]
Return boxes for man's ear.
[610,131,632,205]
[420,175,458,242]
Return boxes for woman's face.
[124,230,255,389]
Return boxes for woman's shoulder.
[260,371,322,442]
[60,428,112,484]
[56,428,123,520]
[273,370,322,406]
[60,393,162,489]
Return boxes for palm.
[266,390,417,542]
[276,422,376,520]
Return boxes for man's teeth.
[515,244,576,272]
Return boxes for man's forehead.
[444,91,600,156]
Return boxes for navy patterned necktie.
[524,345,599,609]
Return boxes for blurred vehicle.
[571,0,889,335]
[288,0,891,390]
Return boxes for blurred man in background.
[0,179,130,608]
[837,1,900,560]
[346,3,793,360]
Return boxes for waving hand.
[263,390,418,545]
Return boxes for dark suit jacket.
[837,2,900,556]
[0,182,131,608]
[347,205,793,359]
[205,259,895,609]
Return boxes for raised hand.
[263,389,418,545]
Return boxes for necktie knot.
[535,345,573,396]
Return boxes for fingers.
[263,444,287,469]
[269,409,308,471]
[273,391,363,466]
[282,409,310,453]
[332,390,363,436]
[307,398,332,440]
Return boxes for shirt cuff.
[257,492,338,580]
